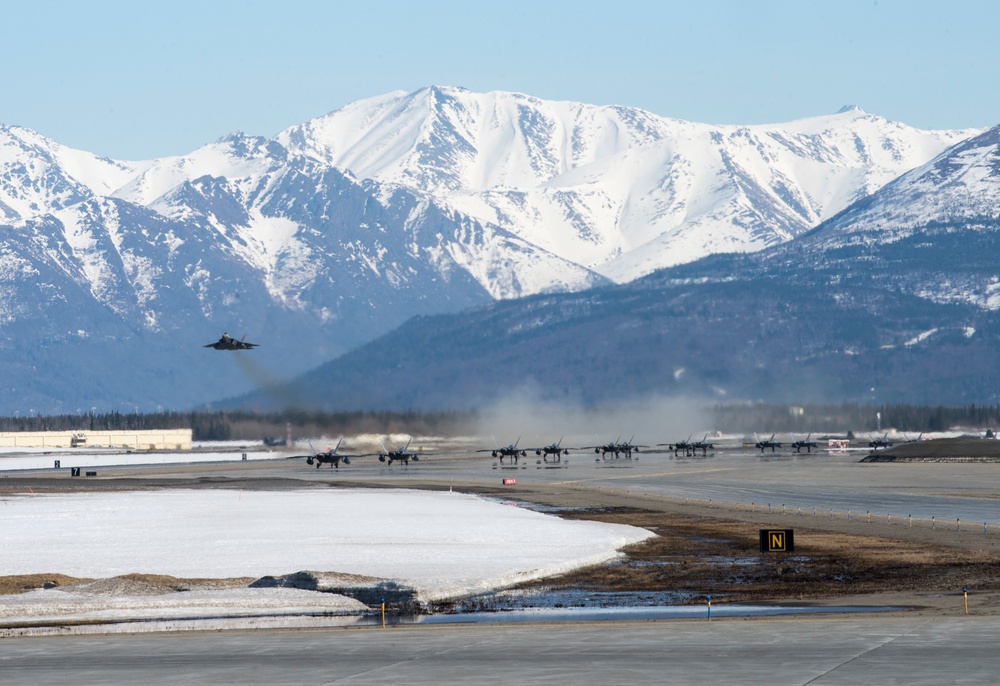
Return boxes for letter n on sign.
[759,529,794,553]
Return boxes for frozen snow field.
[1,488,654,601]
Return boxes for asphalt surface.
[1,615,997,685]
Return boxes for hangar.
[0,429,192,450]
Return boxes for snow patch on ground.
[0,489,654,609]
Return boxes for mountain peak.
[836,104,866,115]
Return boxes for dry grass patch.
[0,574,88,595]
[527,507,1000,603]
[0,573,255,596]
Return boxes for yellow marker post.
[382,599,386,629]
[707,594,712,622]
[964,587,969,616]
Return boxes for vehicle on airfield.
[754,433,783,453]
[203,332,259,350]
[530,437,570,462]
[868,433,894,450]
[791,433,819,453]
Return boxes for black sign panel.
[759,529,794,553]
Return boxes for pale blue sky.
[3,0,997,159]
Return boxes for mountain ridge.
[226,123,1000,411]
[0,87,989,413]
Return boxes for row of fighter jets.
[296,431,907,469]
[291,435,651,469]
[291,438,427,467]
[745,432,900,454]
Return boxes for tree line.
[711,403,1000,434]
[1,403,997,441]
[0,409,476,441]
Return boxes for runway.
[1,615,997,685]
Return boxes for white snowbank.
[0,448,276,471]
[0,489,654,602]
[0,587,367,623]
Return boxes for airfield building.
[0,429,192,450]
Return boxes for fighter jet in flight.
[204,332,258,350]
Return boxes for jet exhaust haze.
[473,382,714,449]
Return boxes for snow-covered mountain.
[237,125,1000,412]
[0,89,987,413]
[278,88,977,281]
[0,123,606,413]
[722,124,1000,312]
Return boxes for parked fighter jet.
[204,332,258,350]
[478,437,527,464]
[659,435,694,456]
[791,433,818,453]
[754,433,783,453]
[582,435,644,460]
[868,433,894,450]
[531,437,569,462]
[690,434,715,455]
[583,436,623,459]
[615,435,647,459]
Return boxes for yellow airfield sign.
[759,529,794,553]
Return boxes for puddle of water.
[358,604,900,626]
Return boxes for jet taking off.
[204,332,258,350]
[291,439,367,469]
[377,438,422,466]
